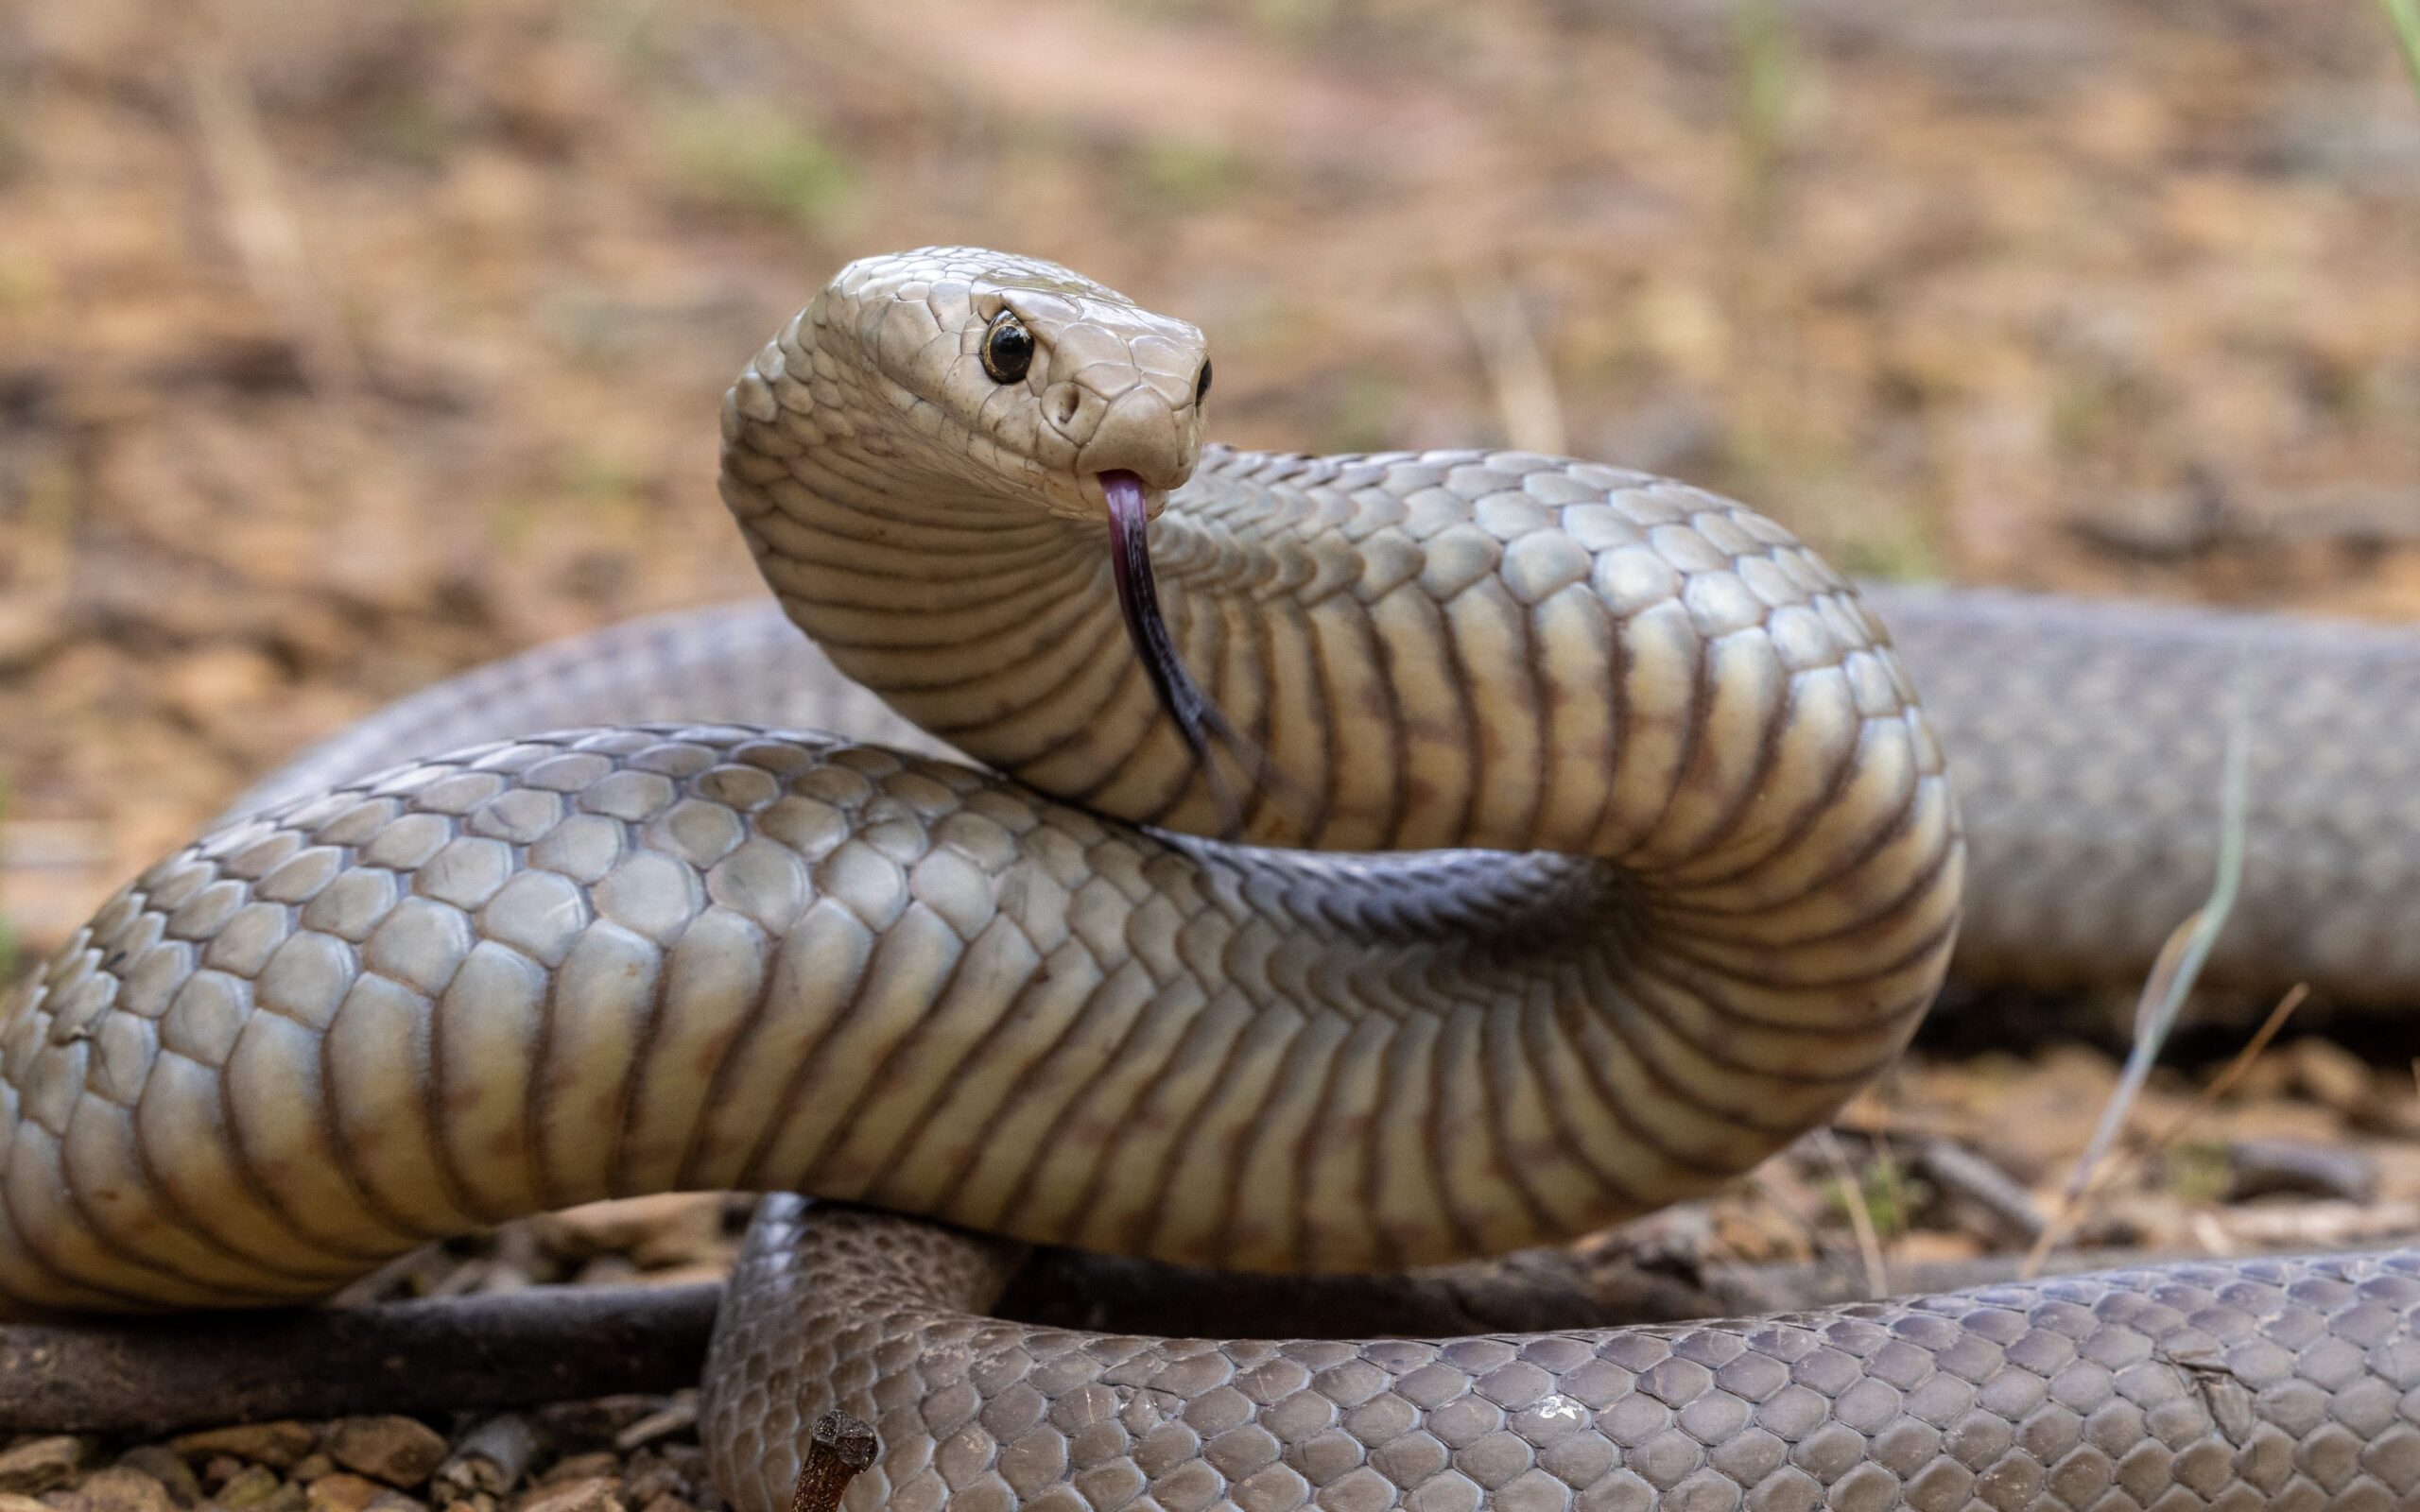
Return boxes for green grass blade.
[2387,0,2420,102]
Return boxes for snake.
[6,247,2420,1510]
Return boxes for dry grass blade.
[2386,0,2420,101]
[2020,983,2309,1277]
[1814,1129,1890,1297]
[1451,268,1567,456]
[2020,719,2253,1279]
[180,9,368,396]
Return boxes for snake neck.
[721,375,1311,842]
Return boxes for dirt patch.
[1,0,2414,946]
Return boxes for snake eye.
[1193,360,1213,405]
[980,313,1034,385]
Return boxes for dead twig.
[179,6,368,396]
[1913,1138,2044,1247]
[789,1412,877,1512]
[1450,267,1567,455]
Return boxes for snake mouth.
[1100,469,1265,835]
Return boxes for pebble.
[171,1428,317,1473]
[24,1394,716,1512]
[210,1467,285,1510]
[325,1422,448,1490]
[66,1468,176,1512]
[0,1437,87,1495]
[112,1451,199,1509]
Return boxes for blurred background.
[0,0,2417,1297]
[3,0,2418,954]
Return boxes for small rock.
[511,1481,619,1512]
[286,1464,332,1489]
[0,1492,47,1512]
[304,1478,380,1512]
[0,1439,88,1496]
[172,1428,318,1473]
[114,1450,199,1509]
[209,1467,285,1511]
[74,1469,176,1512]
[325,1422,447,1491]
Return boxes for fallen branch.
[0,1284,717,1435]
[14,1224,2413,1438]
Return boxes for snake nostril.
[1051,386,1081,428]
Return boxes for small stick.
[789,1411,877,1512]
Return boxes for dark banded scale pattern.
[3,247,2415,1509]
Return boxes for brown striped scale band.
[6,249,2419,1510]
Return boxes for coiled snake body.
[7,249,2420,1509]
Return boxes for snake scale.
[8,249,2420,1510]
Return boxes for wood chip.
[610,1398,697,1455]
[171,1426,318,1473]
[511,1477,623,1512]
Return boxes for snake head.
[818,248,1211,524]
[735,247,1274,835]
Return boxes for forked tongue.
[1100,468,1266,836]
